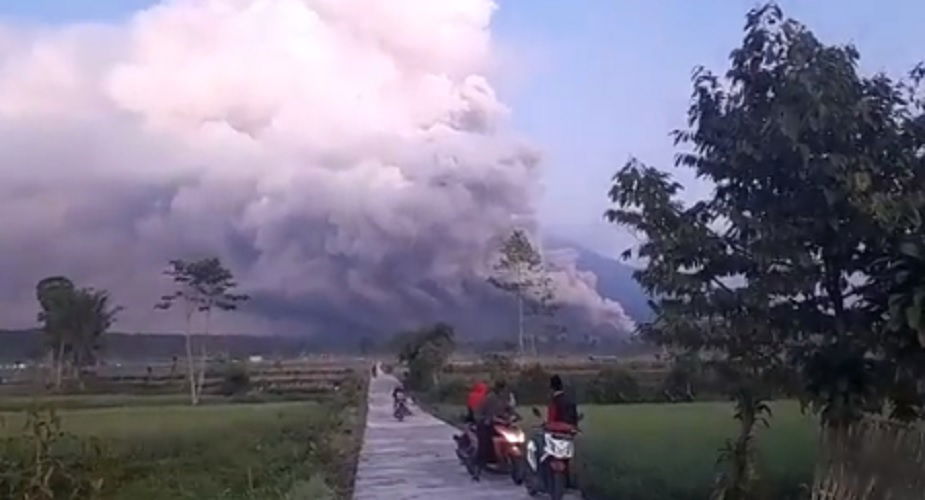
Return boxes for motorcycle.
[524,408,582,500]
[393,393,412,421]
[453,413,526,484]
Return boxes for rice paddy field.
[431,400,818,500]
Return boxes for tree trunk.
[55,339,65,390]
[196,309,212,399]
[517,294,525,358]
[184,309,199,405]
[197,342,207,399]
[724,390,760,500]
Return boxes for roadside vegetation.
[0,255,368,499]
[0,399,361,500]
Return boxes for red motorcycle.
[454,413,526,484]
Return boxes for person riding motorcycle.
[546,374,578,426]
[475,380,514,468]
[392,384,407,411]
[529,374,579,490]
[465,381,489,424]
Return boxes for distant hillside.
[0,330,329,363]
[545,239,653,323]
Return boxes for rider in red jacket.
[465,381,488,423]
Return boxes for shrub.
[283,475,335,500]
[481,353,515,385]
[0,408,113,499]
[514,364,552,405]
[587,368,641,404]
[430,377,470,404]
[219,363,251,396]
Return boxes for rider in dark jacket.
[546,375,578,426]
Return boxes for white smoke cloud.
[0,0,633,337]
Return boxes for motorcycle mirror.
[531,407,542,418]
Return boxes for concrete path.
[353,370,577,499]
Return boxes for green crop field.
[431,400,817,500]
[0,400,361,499]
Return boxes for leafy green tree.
[67,288,122,385]
[608,3,925,496]
[36,276,76,388]
[489,229,556,357]
[36,277,121,389]
[156,257,248,405]
[396,322,456,391]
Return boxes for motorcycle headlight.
[499,428,525,444]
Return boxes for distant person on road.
[392,384,406,409]
[546,374,578,426]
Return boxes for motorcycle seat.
[544,421,578,434]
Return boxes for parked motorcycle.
[453,413,526,484]
[524,408,581,500]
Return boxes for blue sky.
[4,0,924,256]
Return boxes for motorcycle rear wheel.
[550,471,566,500]
[509,456,525,485]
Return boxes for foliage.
[0,408,111,499]
[0,401,357,499]
[607,2,925,497]
[282,476,335,500]
[481,353,515,385]
[156,257,248,405]
[610,1,925,425]
[396,323,456,391]
[513,364,551,405]
[36,277,122,389]
[488,229,558,356]
[587,367,641,404]
[864,235,925,421]
[157,258,250,315]
[219,362,251,396]
[661,354,702,401]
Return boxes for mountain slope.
[545,239,652,323]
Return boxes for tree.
[156,257,248,405]
[607,3,925,496]
[36,277,76,389]
[489,229,557,357]
[66,288,122,385]
[36,277,121,389]
[396,322,456,391]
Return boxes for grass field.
[431,400,817,500]
[0,400,361,499]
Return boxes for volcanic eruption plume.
[0,0,634,338]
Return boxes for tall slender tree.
[156,257,248,405]
[488,229,556,358]
[36,276,76,389]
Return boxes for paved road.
[353,370,577,499]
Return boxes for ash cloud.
[0,0,634,338]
